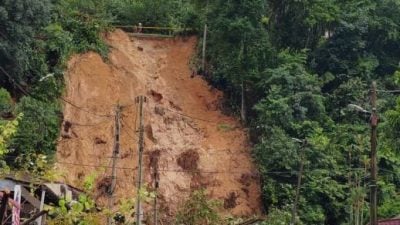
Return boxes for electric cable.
[377,89,400,93]
[0,65,115,118]
[161,106,223,124]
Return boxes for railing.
[114,25,194,38]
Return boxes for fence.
[114,25,195,38]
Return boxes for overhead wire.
[56,161,138,171]
[68,118,114,127]
[161,106,223,124]
[0,66,30,96]
[120,120,138,141]
[60,97,115,118]
[0,65,115,118]
[2,154,398,179]
[47,162,400,176]
[377,89,400,93]
[4,33,399,190]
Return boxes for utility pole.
[201,23,207,73]
[370,81,378,225]
[241,81,247,124]
[291,140,306,225]
[135,96,146,225]
[153,164,159,225]
[108,105,121,225]
[348,145,354,225]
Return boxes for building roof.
[378,218,400,225]
[0,179,19,190]
[0,176,84,203]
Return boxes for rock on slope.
[56,29,261,222]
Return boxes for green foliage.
[117,198,136,224]
[203,0,275,116]
[54,0,110,58]
[0,88,12,115]
[199,0,400,223]
[268,0,340,49]
[0,114,20,157]
[48,172,101,225]
[0,0,112,168]
[379,193,400,218]
[252,50,372,224]
[108,0,202,29]
[1,0,400,224]
[217,123,234,132]
[48,193,101,225]
[0,113,20,176]
[261,207,300,225]
[0,0,52,88]
[7,96,60,165]
[175,189,223,225]
[384,97,400,152]
[310,0,400,92]
[255,51,327,132]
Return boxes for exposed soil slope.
[56,30,261,222]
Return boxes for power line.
[57,161,138,171]
[161,107,223,125]
[60,97,114,118]
[1,68,114,119]
[0,66,30,96]
[4,154,397,177]
[52,161,394,176]
[108,105,121,225]
[120,119,138,133]
[377,89,400,93]
[0,65,115,118]
[120,121,138,141]
[135,95,146,225]
[2,154,384,175]
[68,119,113,127]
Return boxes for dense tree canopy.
[204,0,400,224]
[0,0,400,224]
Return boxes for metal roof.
[0,179,18,190]
[378,219,400,225]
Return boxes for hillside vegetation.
[1,0,400,224]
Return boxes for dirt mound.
[177,150,199,171]
[56,29,261,222]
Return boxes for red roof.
[378,219,400,225]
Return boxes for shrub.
[175,189,223,225]
[0,88,12,115]
[8,96,60,166]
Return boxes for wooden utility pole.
[370,81,378,225]
[241,81,247,124]
[135,96,146,225]
[108,105,121,225]
[153,165,159,225]
[202,24,207,73]
[291,140,306,225]
[348,146,354,225]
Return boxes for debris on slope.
[56,29,261,222]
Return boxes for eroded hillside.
[56,30,261,222]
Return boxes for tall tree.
[0,0,52,94]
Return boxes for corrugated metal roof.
[0,179,18,190]
[379,219,400,225]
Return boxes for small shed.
[0,175,84,225]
